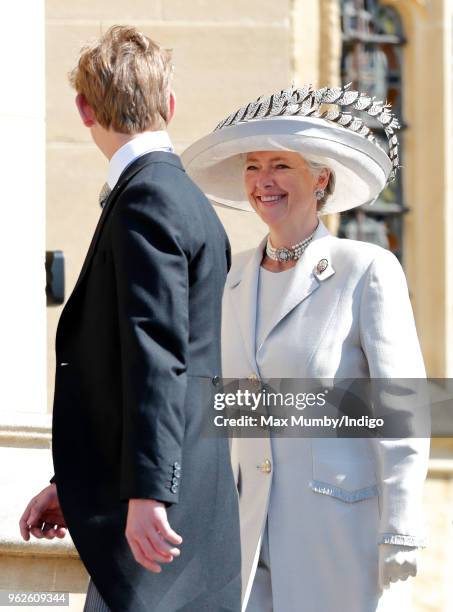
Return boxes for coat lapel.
[228,221,335,371]
[228,240,265,375]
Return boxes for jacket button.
[171,484,178,493]
[257,459,272,474]
[248,373,261,389]
[172,476,179,485]
[173,461,180,469]
[212,376,220,386]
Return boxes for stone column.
[318,0,342,234]
[0,0,46,415]
[383,0,453,377]
[0,2,83,605]
[319,0,342,87]
[292,0,341,233]
[292,0,321,86]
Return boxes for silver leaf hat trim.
[214,83,400,182]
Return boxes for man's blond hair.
[69,25,173,134]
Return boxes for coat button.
[173,461,180,469]
[257,459,272,474]
[172,476,179,485]
[212,376,220,386]
[248,373,261,389]
[171,484,178,493]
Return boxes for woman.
[182,85,429,612]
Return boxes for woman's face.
[243,151,321,229]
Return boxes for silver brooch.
[316,259,328,274]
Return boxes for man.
[19,26,240,612]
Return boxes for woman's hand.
[378,544,417,590]
[19,484,67,541]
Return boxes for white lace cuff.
[378,533,427,548]
[309,480,378,503]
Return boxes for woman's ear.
[317,167,331,190]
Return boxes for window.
[339,0,406,260]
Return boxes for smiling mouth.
[257,194,286,205]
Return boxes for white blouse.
[255,265,296,354]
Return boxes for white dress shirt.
[107,131,174,189]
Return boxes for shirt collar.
[107,131,174,189]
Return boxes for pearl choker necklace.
[266,230,316,262]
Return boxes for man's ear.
[75,94,96,127]
[167,91,176,125]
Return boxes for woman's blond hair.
[69,25,173,134]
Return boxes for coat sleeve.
[359,249,430,547]
[110,181,190,505]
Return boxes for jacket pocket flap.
[309,479,379,503]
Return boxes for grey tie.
[99,182,112,209]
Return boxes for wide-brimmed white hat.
[181,84,400,215]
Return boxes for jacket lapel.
[228,240,265,375]
[228,221,335,370]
